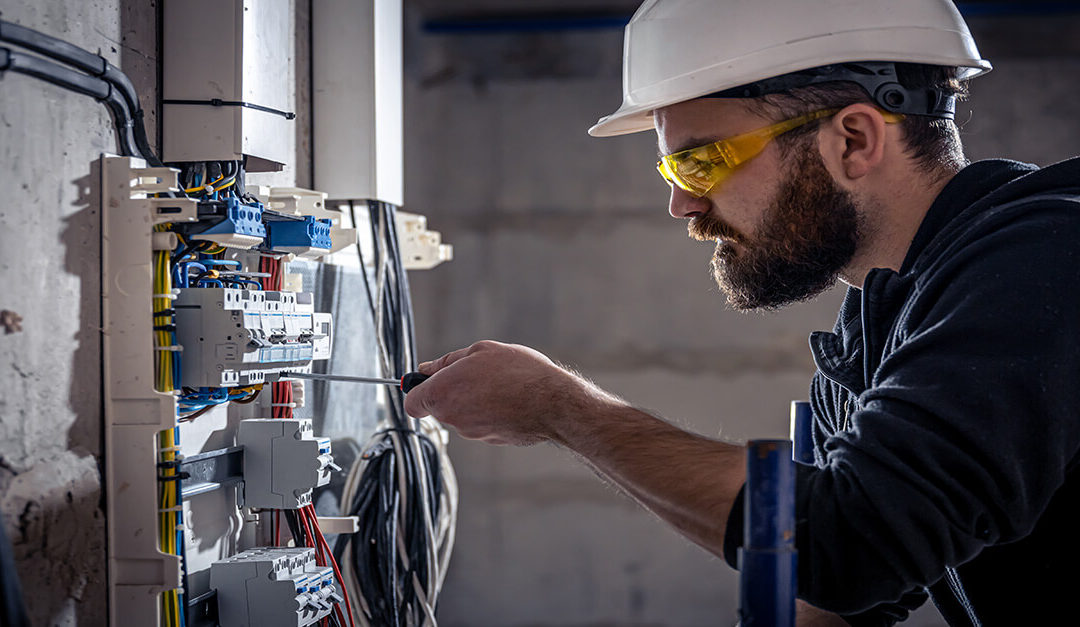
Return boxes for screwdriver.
[283,371,430,393]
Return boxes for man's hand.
[404,340,616,445]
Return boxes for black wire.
[334,200,447,626]
[0,47,137,157]
[347,201,378,321]
[283,509,304,547]
[0,20,161,166]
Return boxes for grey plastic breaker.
[174,287,333,388]
[210,547,343,627]
[238,419,334,509]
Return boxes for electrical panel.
[100,157,350,626]
[97,2,458,626]
[210,548,342,627]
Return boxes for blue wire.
[227,278,262,289]
[176,262,208,288]
[174,425,187,627]
[200,259,241,267]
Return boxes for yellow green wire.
[153,225,174,393]
[154,227,182,626]
[158,428,181,626]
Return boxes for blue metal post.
[739,439,797,626]
[791,401,815,466]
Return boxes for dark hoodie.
[723,158,1080,626]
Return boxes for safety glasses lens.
[657,153,727,197]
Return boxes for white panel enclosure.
[312,0,404,204]
[162,0,294,171]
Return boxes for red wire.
[305,505,356,627]
[299,505,315,549]
[299,507,349,626]
[262,257,349,623]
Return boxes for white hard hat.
[589,0,992,137]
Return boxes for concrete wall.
[0,1,152,623]
[0,1,308,623]
[403,9,1080,627]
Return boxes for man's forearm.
[548,396,746,556]
[405,340,747,554]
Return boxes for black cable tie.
[154,308,176,317]
[163,98,297,120]
[157,472,190,482]
[156,460,182,469]
[153,324,176,331]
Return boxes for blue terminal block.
[739,439,797,627]
[201,197,266,239]
[266,216,333,251]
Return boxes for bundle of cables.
[333,201,457,626]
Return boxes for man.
[404,1,1080,624]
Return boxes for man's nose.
[668,186,710,219]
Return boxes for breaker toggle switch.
[210,547,341,627]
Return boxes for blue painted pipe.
[791,401,815,466]
[739,439,797,627]
[421,3,1080,35]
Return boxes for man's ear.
[820,103,889,182]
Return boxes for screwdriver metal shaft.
[283,371,430,393]
[285,372,399,385]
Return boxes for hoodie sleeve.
[784,200,1080,613]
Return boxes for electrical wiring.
[332,201,457,627]
[0,46,138,158]
[0,19,161,166]
[158,428,185,627]
[153,225,177,393]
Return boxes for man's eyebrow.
[657,137,721,158]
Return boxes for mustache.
[688,211,742,243]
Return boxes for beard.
[687,146,861,311]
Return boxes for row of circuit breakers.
[164,187,343,625]
[174,193,335,387]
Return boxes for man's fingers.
[418,340,503,375]
[404,375,435,418]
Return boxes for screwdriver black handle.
[400,372,430,393]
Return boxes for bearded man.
[404,1,1080,624]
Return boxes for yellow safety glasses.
[656,108,903,197]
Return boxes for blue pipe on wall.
[740,439,797,627]
[791,401,815,466]
[422,3,1080,35]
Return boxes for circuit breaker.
[174,288,332,387]
[238,419,334,509]
[210,548,342,627]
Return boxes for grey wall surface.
[402,8,1080,627]
[0,1,307,623]
[0,1,154,623]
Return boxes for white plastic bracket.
[101,156,183,627]
[395,211,453,270]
